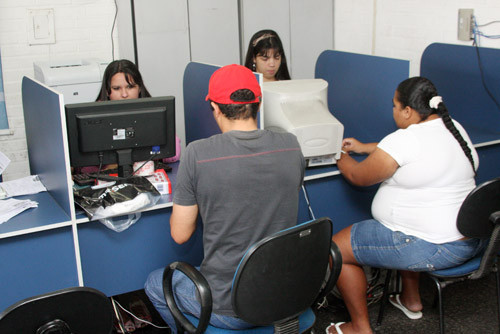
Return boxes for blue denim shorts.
[351,219,487,271]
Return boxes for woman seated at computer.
[244,29,291,82]
[77,59,180,175]
[326,77,486,334]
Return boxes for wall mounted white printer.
[34,58,108,104]
[262,79,344,167]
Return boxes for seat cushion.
[182,307,315,333]
[429,254,481,278]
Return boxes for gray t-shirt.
[174,129,305,316]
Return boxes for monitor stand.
[116,149,133,178]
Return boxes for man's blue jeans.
[144,268,254,333]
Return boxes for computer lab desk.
[0,158,355,312]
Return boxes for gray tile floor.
[314,271,499,334]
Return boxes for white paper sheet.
[0,198,38,224]
[0,175,47,199]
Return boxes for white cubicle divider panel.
[188,0,240,66]
[289,0,334,79]
[22,76,75,221]
[131,0,191,153]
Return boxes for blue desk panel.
[315,50,409,143]
[421,43,500,145]
[0,227,78,311]
[301,176,376,234]
[77,209,204,296]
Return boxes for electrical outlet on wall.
[27,8,55,45]
[458,8,474,41]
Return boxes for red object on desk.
[146,169,172,195]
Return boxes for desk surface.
[1,164,179,239]
[75,163,178,222]
[0,192,72,239]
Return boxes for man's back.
[174,129,305,316]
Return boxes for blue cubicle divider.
[420,43,500,185]
[421,43,500,145]
[21,77,73,218]
[315,50,409,143]
[183,62,221,145]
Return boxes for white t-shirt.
[372,118,478,244]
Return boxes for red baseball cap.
[206,64,262,104]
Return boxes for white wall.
[334,0,500,77]
[1,0,500,181]
[0,0,118,181]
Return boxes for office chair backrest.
[231,217,333,326]
[0,287,114,334]
[458,177,500,238]
[457,177,500,279]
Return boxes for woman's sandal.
[325,322,345,334]
[129,299,152,329]
[388,294,423,320]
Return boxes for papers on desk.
[0,175,47,199]
[0,198,38,224]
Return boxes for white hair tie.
[429,96,443,109]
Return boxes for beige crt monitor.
[262,79,344,167]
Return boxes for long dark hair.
[396,77,476,173]
[244,29,291,81]
[95,59,151,101]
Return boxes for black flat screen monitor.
[65,96,175,177]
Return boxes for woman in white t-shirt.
[326,77,485,334]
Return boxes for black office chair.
[163,217,342,333]
[377,177,500,334]
[0,286,114,334]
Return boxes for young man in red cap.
[145,64,305,331]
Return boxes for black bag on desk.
[73,176,161,232]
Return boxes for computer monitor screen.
[65,96,175,177]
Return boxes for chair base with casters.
[0,286,114,334]
[162,217,342,334]
[180,309,316,333]
[376,177,500,334]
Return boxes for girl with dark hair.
[244,29,291,82]
[78,60,180,175]
[96,59,151,101]
[326,77,484,334]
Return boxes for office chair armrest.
[162,262,213,334]
[314,241,343,305]
[490,211,500,225]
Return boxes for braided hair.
[396,77,476,174]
